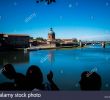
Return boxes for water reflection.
[48,50,55,67]
[0,51,29,67]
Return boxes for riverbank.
[0,45,85,52]
[25,45,83,51]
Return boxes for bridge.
[79,41,110,48]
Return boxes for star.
[14,2,17,6]
[75,57,79,60]
[59,15,63,20]
[60,69,64,74]
[105,56,109,61]
[90,15,94,20]
[106,2,109,6]
[105,83,109,88]
[14,56,17,60]
[75,2,79,6]
[75,83,79,87]
[45,2,48,5]
[68,4,73,8]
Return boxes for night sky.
[0,0,110,40]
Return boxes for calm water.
[0,45,110,90]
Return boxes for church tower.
[48,28,55,41]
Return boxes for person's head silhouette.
[2,64,16,80]
[26,65,43,90]
[2,64,26,90]
[79,71,102,90]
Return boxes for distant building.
[61,38,77,44]
[48,28,55,40]
[46,28,78,47]
[47,28,56,45]
[101,41,105,48]
[0,33,30,49]
[61,39,73,44]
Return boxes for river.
[0,44,110,90]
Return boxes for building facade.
[0,33,30,50]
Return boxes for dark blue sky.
[0,0,110,40]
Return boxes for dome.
[48,28,55,34]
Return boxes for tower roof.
[48,28,55,34]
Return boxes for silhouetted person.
[79,71,102,90]
[2,64,16,80]
[0,64,16,90]
[1,64,26,90]
[14,73,26,90]
[26,65,44,90]
[47,71,59,90]
[26,65,59,90]
[0,64,58,90]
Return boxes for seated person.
[79,71,102,90]
[26,65,59,90]
[1,64,26,90]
